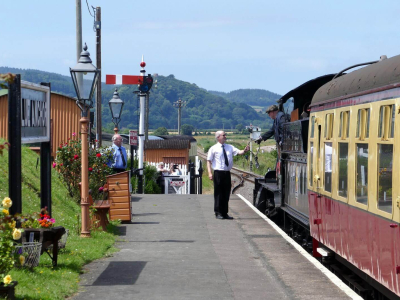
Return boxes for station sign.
[129,130,138,146]
[170,179,185,187]
[21,81,51,144]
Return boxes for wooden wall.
[145,149,189,165]
[0,95,8,140]
[0,92,81,158]
[50,93,81,157]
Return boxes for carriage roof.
[311,54,400,106]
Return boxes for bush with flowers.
[0,197,21,286]
[54,133,114,202]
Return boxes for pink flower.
[88,167,93,172]
[72,132,76,137]
[50,218,55,223]
[96,153,101,158]
[52,162,56,168]
[98,187,104,192]
[74,154,79,160]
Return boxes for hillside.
[208,89,281,107]
[0,67,273,131]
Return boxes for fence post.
[188,160,195,194]
[198,160,203,194]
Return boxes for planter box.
[0,281,18,300]
[21,226,66,267]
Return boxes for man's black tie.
[119,148,126,166]
[222,144,229,167]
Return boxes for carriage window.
[378,144,393,214]
[309,142,313,187]
[378,105,395,139]
[338,143,348,197]
[356,144,368,205]
[324,142,332,192]
[324,113,334,139]
[310,116,315,138]
[356,108,370,139]
[339,111,350,139]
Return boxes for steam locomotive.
[254,54,400,299]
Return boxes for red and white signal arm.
[129,130,138,146]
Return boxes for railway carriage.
[254,55,400,299]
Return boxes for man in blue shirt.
[110,134,128,173]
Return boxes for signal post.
[105,58,153,194]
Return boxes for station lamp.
[109,88,124,133]
[69,43,100,238]
[70,43,100,114]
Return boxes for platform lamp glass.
[109,88,124,134]
[69,43,100,238]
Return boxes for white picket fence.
[147,162,187,174]
[147,162,189,194]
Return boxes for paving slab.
[72,194,353,300]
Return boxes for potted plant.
[17,208,65,267]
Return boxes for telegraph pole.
[173,98,186,135]
[95,7,102,147]
[76,0,83,91]
[76,0,82,63]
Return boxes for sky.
[2,0,400,95]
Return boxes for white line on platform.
[237,194,363,300]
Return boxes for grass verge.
[0,142,119,300]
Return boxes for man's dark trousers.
[113,168,126,174]
[213,170,231,216]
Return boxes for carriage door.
[308,114,322,241]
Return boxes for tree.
[153,127,169,135]
[236,124,244,132]
[181,124,194,135]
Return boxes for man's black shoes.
[215,214,224,219]
[223,214,233,220]
[215,214,233,220]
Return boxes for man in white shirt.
[207,131,249,219]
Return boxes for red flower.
[60,163,63,166]
[52,162,56,168]
[88,167,93,172]
[74,154,79,160]
[96,153,101,158]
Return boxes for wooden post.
[8,75,22,215]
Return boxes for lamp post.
[70,43,100,238]
[173,98,186,135]
[108,88,124,134]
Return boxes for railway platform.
[73,194,360,300]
